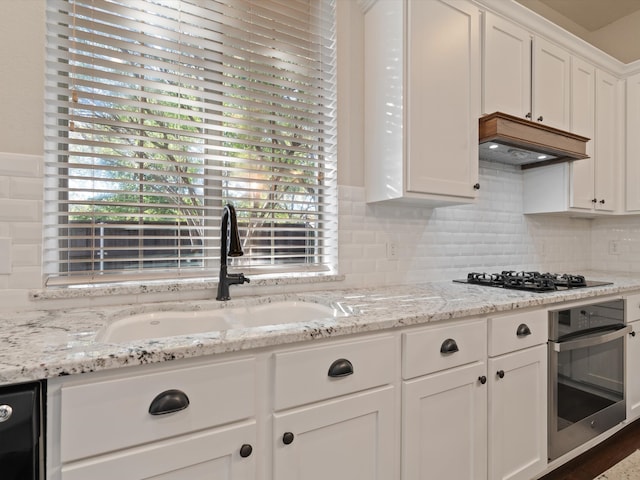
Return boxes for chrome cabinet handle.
[552,325,631,352]
[0,404,12,422]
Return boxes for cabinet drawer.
[60,358,255,463]
[627,293,640,322]
[402,319,486,380]
[273,335,395,411]
[488,309,547,357]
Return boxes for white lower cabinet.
[273,387,395,480]
[272,334,398,480]
[401,319,488,479]
[487,310,548,480]
[626,293,640,420]
[488,345,547,480]
[402,362,487,480]
[48,313,555,480]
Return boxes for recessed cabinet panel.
[406,0,479,198]
[532,37,571,131]
[273,335,395,411]
[569,57,596,210]
[594,69,620,212]
[488,345,547,480]
[273,387,396,480]
[627,72,640,211]
[482,12,531,117]
[60,358,255,463]
[488,309,547,357]
[402,362,487,480]
[403,319,486,379]
[60,422,256,480]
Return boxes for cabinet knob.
[282,432,295,445]
[148,389,190,416]
[440,338,459,354]
[328,358,354,377]
[239,444,253,458]
[473,183,480,190]
[599,199,606,205]
[525,112,532,119]
[631,331,636,337]
[478,376,487,385]
[516,323,532,337]
[537,116,544,122]
[497,370,505,379]
[0,404,13,422]
[592,198,598,203]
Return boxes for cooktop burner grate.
[455,271,609,292]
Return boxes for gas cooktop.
[453,271,613,293]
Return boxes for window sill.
[29,272,345,302]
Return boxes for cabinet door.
[532,36,571,130]
[60,422,256,480]
[402,362,487,480]
[482,12,531,118]
[627,72,640,211]
[488,345,547,480]
[406,0,479,199]
[273,386,395,480]
[594,69,620,212]
[569,57,596,210]
[627,320,640,421]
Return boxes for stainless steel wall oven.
[548,299,629,460]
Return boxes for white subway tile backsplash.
[337,161,592,288]
[0,153,43,177]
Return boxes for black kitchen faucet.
[216,204,250,301]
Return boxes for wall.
[0,0,615,313]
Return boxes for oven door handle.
[551,325,631,352]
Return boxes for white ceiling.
[515,0,640,63]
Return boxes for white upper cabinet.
[482,13,531,118]
[532,36,571,130]
[569,57,596,210]
[523,63,621,215]
[627,72,640,212]
[593,69,621,212]
[364,0,480,206]
[483,12,571,131]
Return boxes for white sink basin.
[97,300,347,343]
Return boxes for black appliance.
[454,271,612,293]
[0,381,44,479]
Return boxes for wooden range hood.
[479,112,590,169]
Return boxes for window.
[44,0,337,285]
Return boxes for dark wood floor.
[540,419,640,480]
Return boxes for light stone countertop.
[2,270,640,387]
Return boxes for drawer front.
[402,319,486,380]
[273,335,396,411]
[60,358,255,463]
[627,293,640,323]
[488,309,547,357]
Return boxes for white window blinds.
[44,0,337,285]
